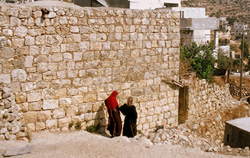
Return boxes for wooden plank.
[4,145,33,157]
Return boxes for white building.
[129,0,181,10]
[129,0,219,46]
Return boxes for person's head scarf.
[107,91,118,110]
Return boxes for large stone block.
[23,112,38,123]
[0,47,14,59]
[43,100,59,110]
[52,109,65,119]
[27,91,42,102]
[38,111,51,122]
[15,92,26,104]
[36,122,46,131]
[0,74,10,84]
[58,117,71,128]
[46,119,58,129]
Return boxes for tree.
[180,42,215,82]
[240,41,249,59]
[217,50,228,69]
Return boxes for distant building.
[231,22,250,45]
[74,0,129,8]
[219,17,229,31]
[129,0,181,10]
[157,5,219,46]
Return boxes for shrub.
[180,42,216,82]
[75,121,82,130]
[86,124,100,133]
[68,122,74,130]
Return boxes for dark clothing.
[105,100,122,137]
[119,104,137,137]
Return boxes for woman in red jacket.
[105,91,122,137]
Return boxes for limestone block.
[43,71,57,81]
[25,36,35,46]
[51,53,63,62]
[38,111,51,122]
[26,123,36,132]
[58,117,71,128]
[0,47,14,59]
[10,17,21,27]
[46,119,58,129]
[29,102,42,111]
[69,17,78,24]
[70,26,79,33]
[11,69,27,82]
[83,93,97,103]
[63,53,72,61]
[30,46,39,55]
[48,63,58,71]
[45,26,56,34]
[3,29,13,36]
[43,11,56,19]
[19,8,32,18]
[149,122,156,128]
[27,92,42,102]
[66,107,77,116]
[57,71,66,79]
[21,82,34,92]
[14,26,27,37]
[59,16,68,25]
[36,122,45,131]
[24,56,33,68]
[37,63,48,72]
[33,11,42,18]
[43,100,59,110]
[15,92,26,104]
[52,109,65,119]
[0,74,11,84]
[97,93,108,101]
[143,123,149,130]
[36,36,46,45]
[155,107,162,115]
[23,112,38,123]
[59,98,72,107]
[73,52,82,61]
[79,42,89,51]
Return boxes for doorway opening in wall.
[178,86,189,124]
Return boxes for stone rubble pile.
[0,82,27,140]
[149,100,250,157]
[149,125,250,156]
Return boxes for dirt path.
[0,130,246,158]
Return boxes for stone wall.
[0,3,180,140]
[182,75,235,120]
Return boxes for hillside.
[182,0,250,25]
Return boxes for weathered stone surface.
[52,109,65,119]
[0,47,14,59]
[46,119,58,129]
[43,100,59,110]
[0,74,11,84]
[27,92,42,102]
[23,112,38,123]
[58,117,71,128]
[11,69,27,82]
[38,111,51,122]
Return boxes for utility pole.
[240,32,244,99]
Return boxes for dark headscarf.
[106,91,118,110]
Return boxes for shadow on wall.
[92,102,110,137]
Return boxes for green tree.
[217,50,228,69]
[180,43,215,82]
[240,41,249,59]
